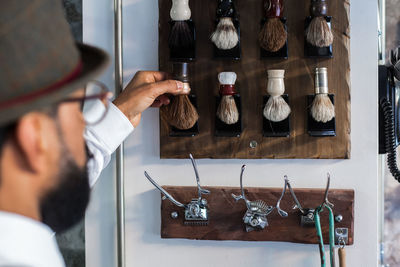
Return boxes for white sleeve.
[84,100,134,187]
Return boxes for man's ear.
[14,113,54,174]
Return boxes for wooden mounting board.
[158,0,351,159]
[160,186,354,244]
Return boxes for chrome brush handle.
[144,171,186,208]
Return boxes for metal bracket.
[335,228,348,245]
[300,209,316,227]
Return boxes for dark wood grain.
[159,0,351,159]
[160,186,354,244]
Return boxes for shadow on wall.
[56,222,86,267]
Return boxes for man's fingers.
[136,71,169,83]
[149,79,189,97]
[158,95,170,105]
[150,95,170,108]
[127,71,169,89]
[151,101,163,108]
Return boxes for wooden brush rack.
[159,186,354,244]
[158,0,350,159]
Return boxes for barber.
[0,0,184,266]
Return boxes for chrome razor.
[232,165,274,232]
[144,154,210,226]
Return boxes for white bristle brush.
[263,70,291,122]
[217,72,239,124]
[169,0,193,49]
[211,17,239,50]
[310,67,335,123]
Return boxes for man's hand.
[113,71,187,127]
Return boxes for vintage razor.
[144,154,210,226]
[232,165,274,232]
[286,174,334,227]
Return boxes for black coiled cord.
[380,98,400,182]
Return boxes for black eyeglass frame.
[57,80,113,126]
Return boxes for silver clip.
[144,154,210,226]
[232,165,274,232]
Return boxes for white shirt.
[0,100,134,267]
[84,100,134,187]
[0,211,65,267]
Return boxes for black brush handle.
[216,0,236,18]
[173,62,190,83]
[265,0,284,18]
[310,0,328,17]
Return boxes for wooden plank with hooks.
[159,186,354,244]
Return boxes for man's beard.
[39,144,91,234]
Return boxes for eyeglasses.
[60,81,113,125]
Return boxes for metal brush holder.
[144,154,210,226]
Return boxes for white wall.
[84,0,379,266]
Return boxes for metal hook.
[276,176,289,217]
[144,171,186,208]
[232,165,251,210]
[189,154,210,199]
[286,176,306,215]
[321,173,334,209]
[338,236,346,249]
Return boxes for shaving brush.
[258,0,287,52]
[162,62,199,130]
[217,72,239,124]
[263,70,291,122]
[311,68,335,123]
[168,0,194,49]
[211,0,239,50]
[305,0,333,47]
